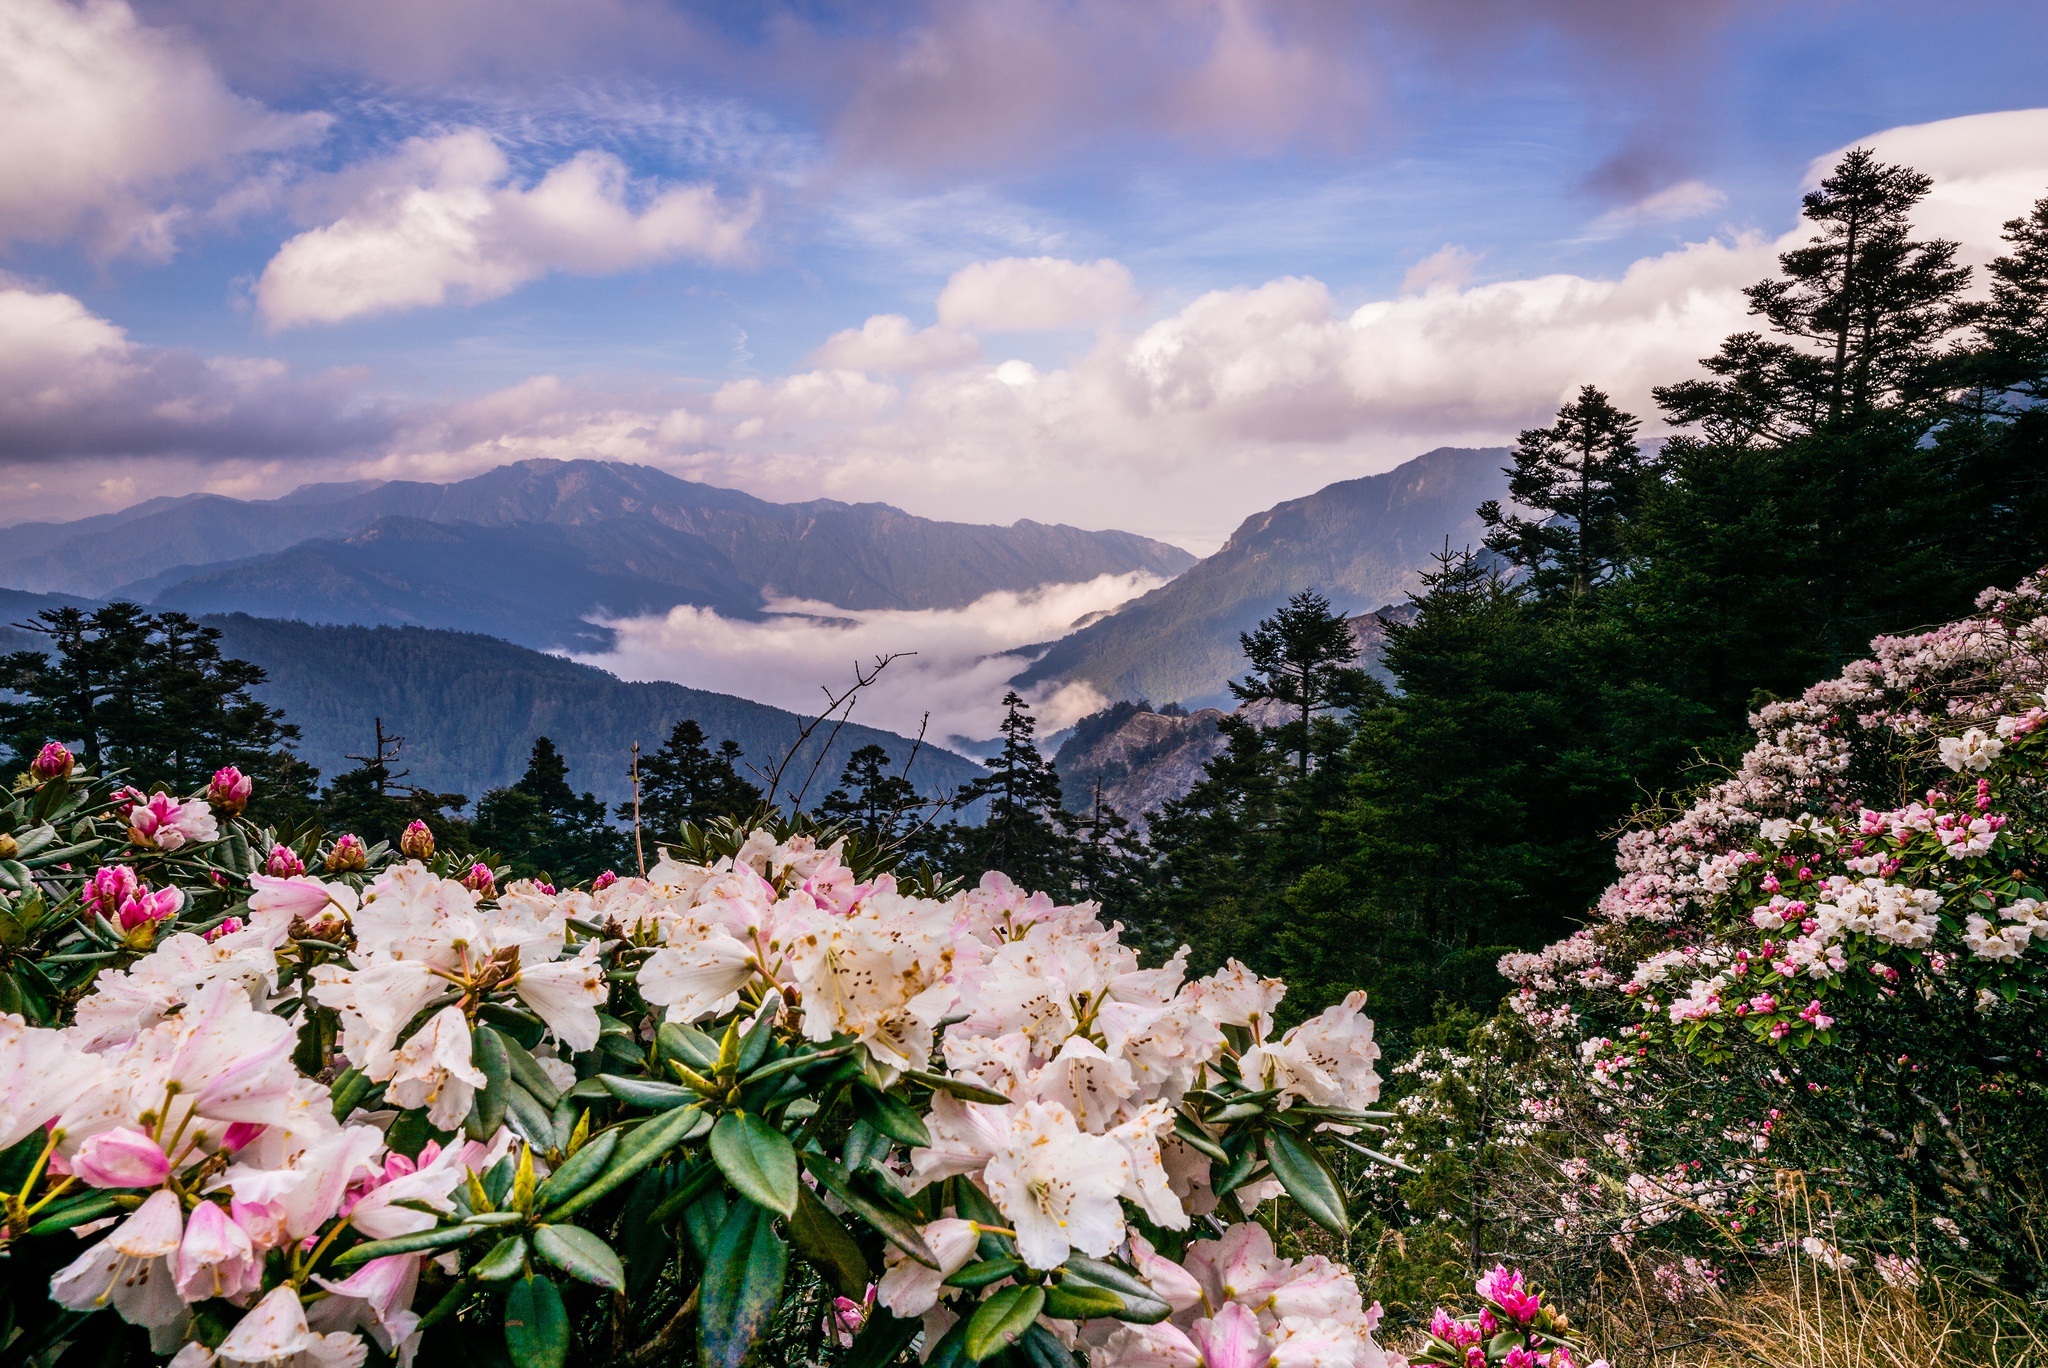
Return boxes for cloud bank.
[580,572,1166,746]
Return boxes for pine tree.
[319,720,467,849]
[0,604,316,820]
[818,744,922,841]
[623,720,763,840]
[949,693,1076,895]
[1479,386,1647,599]
[473,737,625,883]
[1229,589,1368,774]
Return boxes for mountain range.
[0,461,1196,652]
[0,589,982,808]
[1014,446,1507,707]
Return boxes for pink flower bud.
[73,1126,171,1189]
[206,917,244,942]
[461,862,496,897]
[117,886,183,933]
[83,865,143,918]
[207,766,253,814]
[592,870,617,891]
[30,741,74,781]
[265,843,305,877]
[221,1122,265,1152]
[325,834,368,872]
[399,820,435,860]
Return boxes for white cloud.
[255,129,761,328]
[0,277,389,463]
[580,573,1165,745]
[1842,108,2048,274]
[1400,244,1481,294]
[0,0,324,257]
[936,256,1140,331]
[1589,179,1728,235]
[810,314,982,372]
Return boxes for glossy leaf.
[851,1084,931,1148]
[599,1074,698,1109]
[710,1111,799,1218]
[533,1224,626,1291]
[698,1199,789,1368]
[504,1082,558,1153]
[533,1127,619,1211]
[545,1103,707,1220]
[786,1182,871,1298]
[474,1235,528,1281]
[332,1223,480,1267]
[801,1150,938,1268]
[964,1284,1045,1361]
[843,1310,924,1368]
[490,1027,563,1109]
[467,1026,511,1141]
[504,1273,569,1368]
[1263,1128,1348,1235]
[1042,1282,1125,1321]
[1020,1323,1080,1368]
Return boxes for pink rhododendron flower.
[266,843,305,877]
[207,766,252,814]
[117,887,183,934]
[591,870,617,891]
[461,862,495,896]
[325,833,369,871]
[1476,1265,1543,1323]
[31,741,74,780]
[72,1126,171,1188]
[128,792,218,851]
[205,917,244,942]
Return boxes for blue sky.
[5,0,2048,550]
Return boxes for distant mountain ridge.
[1015,446,1507,707]
[0,460,1195,651]
[0,589,982,808]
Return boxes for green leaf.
[946,1257,1025,1289]
[1263,1128,1347,1235]
[648,1159,725,1227]
[734,1004,778,1075]
[843,1310,923,1368]
[843,1119,891,1174]
[599,1074,699,1109]
[489,1026,563,1109]
[505,1273,569,1368]
[532,1128,619,1211]
[658,1021,720,1071]
[800,1150,938,1268]
[467,1027,511,1141]
[533,1224,625,1291]
[710,1111,800,1218]
[964,1285,1045,1361]
[332,1223,480,1267]
[699,1199,789,1368]
[851,1084,931,1148]
[905,1068,1012,1105]
[1019,1323,1079,1368]
[24,1192,120,1237]
[545,1103,708,1220]
[474,1235,528,1281]
[785,1182,872,1298]
[1041,1282,1125,1321]
[504,1082,558,1153]
[1060,1256,1171,1324]
[1170,1112,1228,1163]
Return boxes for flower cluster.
[1410,1267,1605,1368]
[0,751,1410,1368]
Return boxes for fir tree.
[1229,589,1368,774]
[623,720,763,840]
[949,693,1076,895]
[0,604,317,821]
[319,720,467,849]
[473,737,626,883]
[818,744,922,841]
[1479,385,1647,599]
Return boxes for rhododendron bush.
[0,751,1405,1367]
[1499,570,2048,1290]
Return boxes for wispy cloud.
[579,572,1167,746]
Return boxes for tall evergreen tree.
[319,723,468,849]
[818,744,922,841]
[949,693,1076,895]
[1229,589,1368,774]
[473,737,626,883]
[1479,385,1647,599]
[0,604,317,821]
[622,720,763,842]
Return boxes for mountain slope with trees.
[1014,445,1508,707]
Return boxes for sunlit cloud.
[577,572,1167,747]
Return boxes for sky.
[5,0,2048,559]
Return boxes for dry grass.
[1565,1264,2047,1368]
